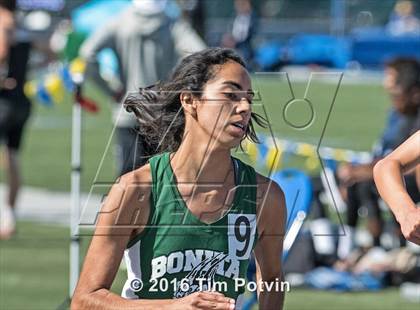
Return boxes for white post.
[69,76,83,298]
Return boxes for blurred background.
[0,0,419,309]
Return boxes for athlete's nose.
[235,97,251,126]
[236,97,251,115]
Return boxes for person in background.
[374,131,420,245]
[0,0,14,67]
[386,0,420,36]
[80,0,206,176]
[175,0,205,39]
[222,0,257,67]
[0,0,32,240]
[337,58,420,253]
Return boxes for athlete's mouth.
[230,121,246,131]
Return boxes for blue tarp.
[287,34,351,69]
[258,31,420,69]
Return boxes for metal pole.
[69,77,83,298]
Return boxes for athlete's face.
[192,61,253,149]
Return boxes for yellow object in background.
[265,146,282,172]
[245,141,259,164]
[297,143,316,157]
[333,149,347,162]
[44,74,65,104]
[24,80,37,98]
[69,58,87,76]
[305,155,320,171]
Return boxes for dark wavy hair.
[0,0,16,11]
[124,47,268,155]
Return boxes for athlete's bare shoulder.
[101,163,153,236]
[255,172,286,235]
[255,173,284,202]
[119,162,153,186]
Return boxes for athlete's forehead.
[206,61,252,93]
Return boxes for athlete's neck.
[170,142,233,184]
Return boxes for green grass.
[1,77,390,192]
[1,221,418,310]
[250,75,388,150]
[0,221,126,310]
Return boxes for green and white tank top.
[121,152,258,304]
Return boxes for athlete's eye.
[247,91,255,104]
[223,92,253,105]
[223,92,239,101]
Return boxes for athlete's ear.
[180,91,197,118]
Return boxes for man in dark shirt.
[0,0,32,239]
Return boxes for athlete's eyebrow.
[222,80,243,90]
[222,80,254,97]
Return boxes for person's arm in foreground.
[71,169,235,310]
[254,177,286,310]
[373,130,420,244]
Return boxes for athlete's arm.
[254,175,286,310]
[71,166,163,309]
[71,166,235,310]
[373,130,420,244]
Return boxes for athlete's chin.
[209,129,245,150]
[217,135,243,149]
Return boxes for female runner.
[71,47,286,310]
